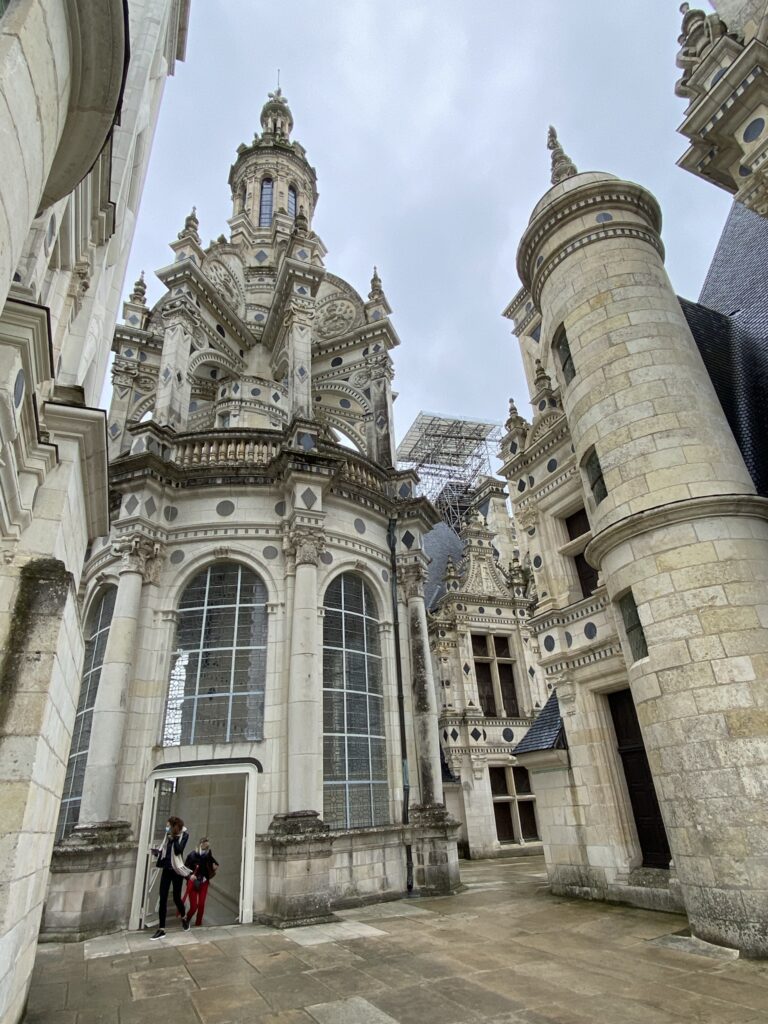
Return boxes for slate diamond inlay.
[297,249,308,259]
[255,250,268,263]
[398,482,411,497]
[109,423,120,438]
[401,530,415,549]
[162,367,172,381]
[272,392,281,402]
[297,365,308,380]
[450,728,459,742]
[463,662,471,675]
[301,487,317,509]
[376,414,387,430]
[299,432,316,451]
[125,496,139,515]
[470,728,482,742]
[145,497,157,517]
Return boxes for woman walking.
[150,816,192,940]
[184,837,219,927]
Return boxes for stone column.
[365,354,396,468]
[107,359,138,459]
[284,297,314,420]
[286,527,324,814]
[154,300,197,430]
[400,562,443,808]
[518,164,768,954]
[79,535,160,825]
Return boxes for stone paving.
[25,856,768,1024]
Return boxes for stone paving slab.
[24,857,768,1024]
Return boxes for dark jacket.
[156,829,189,869]
[185,849,219,880]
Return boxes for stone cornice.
[586,493,768,567]
[517,179,663,304]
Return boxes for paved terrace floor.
[26,856,768,1024]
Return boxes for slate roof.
[676,200,768,499]
[513,690,565,755]
[423,521,465,611]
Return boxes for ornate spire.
[368,265,383,301]
[547,126,577,185]
[178,206,200,244]
[129,270,147,305]
[260,87,294,139]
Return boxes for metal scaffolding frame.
[396,411,503,531]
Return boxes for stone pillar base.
[42,821,137,941]
[259,811,337,928]
[408,803,462,896]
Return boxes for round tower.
[228,89,318,229]
[517,130,768,955]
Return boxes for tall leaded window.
[56,587,117,842]
[618,591,648,662]
[323,574,389,828]
[163,563,267,746]
[259,178,273,226]
[287,185,297,218]
[583,446,607,505]
[554,326,576,385]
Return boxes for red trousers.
[184,878,209,925]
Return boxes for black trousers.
[158,868,185,928]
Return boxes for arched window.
[322,573,388,828]
[259,178,273,227]
[287,185,297,219]
[163,562,268,746]
[56,587,117,842]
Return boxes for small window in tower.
[583,447,607,505]
[618,590,648,662]
[259,178,273,227]
[554,326,575,385]
[288,186,297,219]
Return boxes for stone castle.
[0,2,766,1022]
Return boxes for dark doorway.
[608,689,671,869]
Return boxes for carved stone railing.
[170,433,283,469]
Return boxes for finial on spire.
[129,270,147,305]
[178,206,201,244]
[369,265,383,301]
[534,358,552,390]
[547,125,578,185]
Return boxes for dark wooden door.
[493,801,515,843]
[608,689,671,869]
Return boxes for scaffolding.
[397,411,504,531]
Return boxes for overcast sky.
[123,0,732,451]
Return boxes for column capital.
[397,562,427,601]
[112,533,164,583]
[288,526,325,567]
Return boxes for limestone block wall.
[329,826,407,906]
[518,169,768,954]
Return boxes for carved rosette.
[289,528,325,567]
[113,534,164,583]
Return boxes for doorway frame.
[129,758,260,930]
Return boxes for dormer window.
[259,178,273,227]
[288,186,297,219]
[554,326,575,385]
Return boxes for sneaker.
[150,929,166,940]
[182,916,190,931]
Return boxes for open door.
[130,763,258,931]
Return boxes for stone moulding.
[586,492,768,566]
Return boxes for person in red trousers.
[184,837,219,926]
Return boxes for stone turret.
[516,146,768,955]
